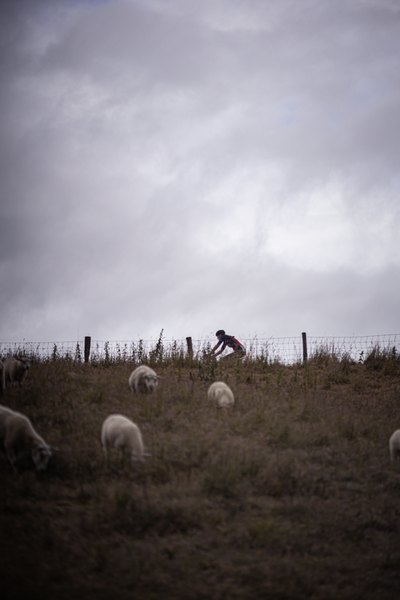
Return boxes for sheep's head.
[131,451,151,463]
[144,375,159,392]
[32,444,52,471]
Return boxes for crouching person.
[211,330,246,362]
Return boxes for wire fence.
[1,334,399,364]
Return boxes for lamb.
[128,365,160,394]
[101,414,150,464]
[4,357,31,388]
[0,405,52,471]
[389,429,400,460]
[207,381,235,408]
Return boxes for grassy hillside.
[1,349,400,599]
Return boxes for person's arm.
[214,342,226,356]
[211,340,221,353]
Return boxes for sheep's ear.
[157,376,162,379]
[51,446,59,451]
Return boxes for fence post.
[302,332,307,363]
[84,336,91,363]
[186,336,193,359]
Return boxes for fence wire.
[1,334,399,364]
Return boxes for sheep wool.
[389,429,400,461]
[208,381,235,408]
[0,405,52,471]
[4,357,31,388]
[101,414,149,463]
[128,365,160,394]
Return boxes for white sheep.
[101,414,150,464]
[389,429,400,461]
[4,357,31,388]
[208,381,235,408]
[128,365,160,394]
[0,405,52,471]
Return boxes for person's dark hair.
[216,330,225,336]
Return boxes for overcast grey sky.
[1,0,399,344]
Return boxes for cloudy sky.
[1,0,399,345]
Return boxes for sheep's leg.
[5,444,18,473]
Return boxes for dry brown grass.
[1,351,400,599]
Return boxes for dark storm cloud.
[1,0,399,343]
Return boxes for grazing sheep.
[101,414,150,464]
[389,429,400,460]
[0,405,52,471]
[208,381,235,408]
[4,357,31,388]
[129,365,160,394]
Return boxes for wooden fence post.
[186,336,193,359]
[302,332,307,363]
[84,336,91,363]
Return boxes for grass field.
[1,346,400,599]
